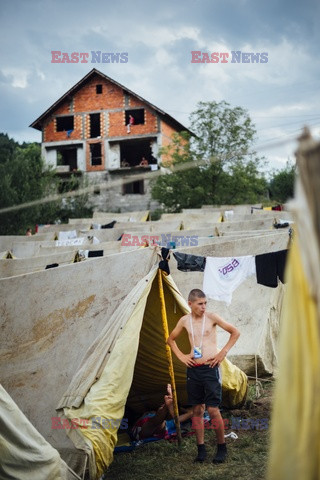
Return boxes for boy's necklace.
[189,313,206,350]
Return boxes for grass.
[105,380,274,480]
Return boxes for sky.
[1,0,319,173]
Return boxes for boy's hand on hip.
[179,353,197,367]
[208,350,226,368]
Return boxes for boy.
[167,288,240,463]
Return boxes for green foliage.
[190,100,256,163]
[0,133,92,235]
[58,175,94,222]
[0,133,19,164]
[150,208,164,221]
[159,131,193,166]
[268,161,296,203]
[151,101,268,211]
[151,167,205,212]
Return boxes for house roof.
[30,68,193,134]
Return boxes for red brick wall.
[83,112,106,140]
[73,75,125,112]
[44,113,82,142]
[108,108,158,137]
[54,101,71,115]
[86,140,105,172]
[161,121,182,165]
[41,74,186,171]
[128,95,146,108]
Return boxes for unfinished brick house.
[30,68,191,211]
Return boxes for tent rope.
[158,269,183,446]
[254,354,262,398]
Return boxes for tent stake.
[158,269,183,446]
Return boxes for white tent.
[169,231,290,375]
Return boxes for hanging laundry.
[272,204,283,211]
[224,210,234,220]
[173,252,206,272]
[85,236,100,245]
[251,206,263,213]
[273,222,290,229]
[45,263,59,269]
[255,250,288,288]
[159,247,170,275]
[78,250,89,259]
[58,230,77,241]
[88,250,104,257]
[55,237,85,247]
[101,221,117,229]
[203,256,256,305]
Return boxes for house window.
[90,113,101,138]
[96,84,103,94]
[125,109,145,126]
[56,116,74,132]
[90,143,102,166]
[123,180,144,194]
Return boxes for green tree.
[151,101,268,211]
[268,161,296,203]
[0,133,19,164]
[0,142,60,234]
[0,134,93,235]
[190,100,256,163]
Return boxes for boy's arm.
[208,313,240,368]
[167,318,196,367]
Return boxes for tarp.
[267,238,320,480]
[0,247,158,478]
[0,385,78,480]
[10,231,124,257]
[10,239,139,259]
[268,133,320,480]
[0,233,56,251]
[92,210,150,222]
[57,268,247,479]
[169,232,290,375]
[37,224,92,233]
[0,250,78,278]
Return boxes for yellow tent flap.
[268,239,320,480]
[61,270,247,479]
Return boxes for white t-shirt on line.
[203,255,256,305]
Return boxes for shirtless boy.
[167,288,240,463]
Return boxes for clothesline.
[158,247,289,306]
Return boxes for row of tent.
[1,203,293,478]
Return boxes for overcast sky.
[1,0,319,172]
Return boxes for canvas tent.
[0,247,157,477]
[0,250,80,278]
[56,268,247,479]
[0,247,247,479]
[268,130,320,480]
[169,231,291,375]
[0,385,79,480]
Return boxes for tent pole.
[158,269,183,446]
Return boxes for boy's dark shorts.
[186,364,222,407]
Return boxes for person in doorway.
[131,384,193,441]
[167,289,240,464]
[139,156,149,167]
[121,159,130,167]
[127,114,135,133]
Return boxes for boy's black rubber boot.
[194,444,207,462]
[212,443,227,463]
